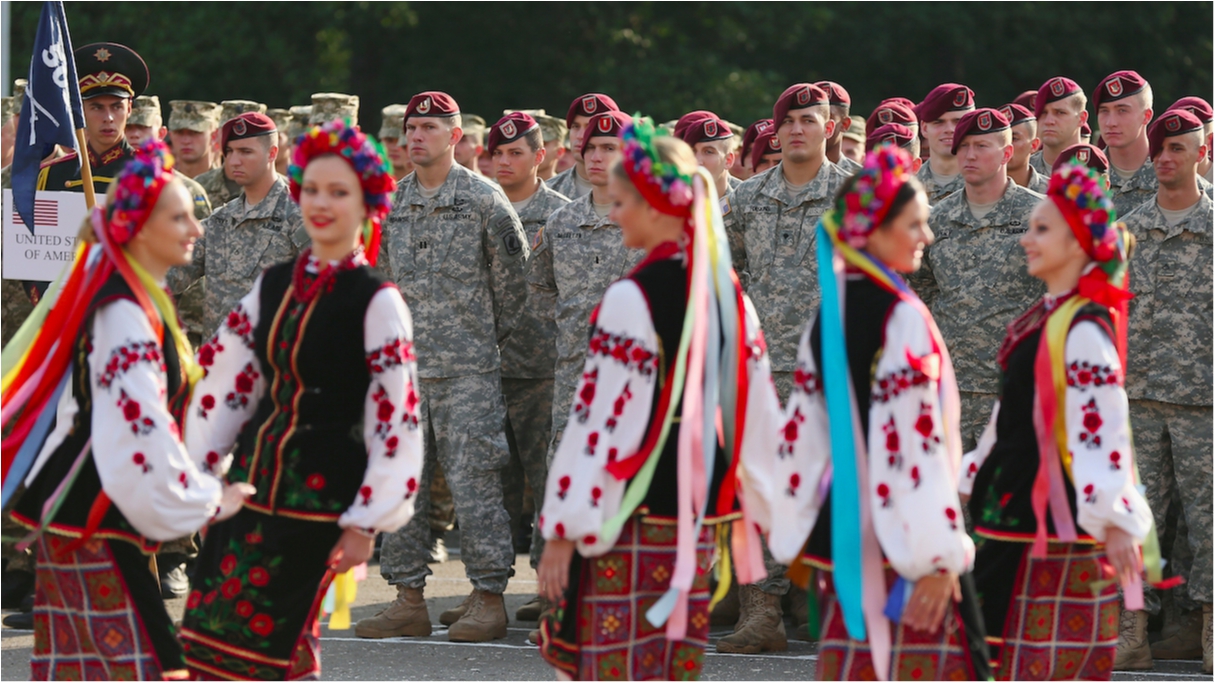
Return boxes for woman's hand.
[538,539,576,604]
[214,483,256,523]
[1104,526,1142,587]
[328,528,376,574]
[902,572,962,634]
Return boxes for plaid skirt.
[538,516,717,681]
[31,533,186,680]
[978,541,1119,681]
[816,570,988,681]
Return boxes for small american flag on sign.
[12,199,59,228]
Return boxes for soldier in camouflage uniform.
[547,93,621,200]
[485,113,571,621]
[124,94,164,147]
[361,92,529,643]
[379,104,413,181]
[287,104,311,140]
[453,113,486,176]
[914,83,975,204]
[167,100,221,180]
[1027,77,1087,177]
[816,80,862,175]
[196,99,266,208]
[535,114,567,182]
[1116,110,1212,673]
[309,92,358,127]
[1002,103,1049,194]
[680,113,739,198]
[909,108,1045,452]
[266,108,292,175]
[839,115,865,167]
[2,80,35,348]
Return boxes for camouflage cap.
[503,108,546,118]
[287,105,312,139]
[309,92,358,126]
[379,104,408,140]
[841,116,866,143]
[535,114,567,146]
[13,79,27,113]
[266,108,292,133]
[462,113,487,143]
[128,95,162,128]
[169,100,221,132]
[221,99,267,123]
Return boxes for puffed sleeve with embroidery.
[750,317,833,565]
[868,302,973,580]
[90,299,223,541]
[337,287,424,534]
[538,280,660,557]
[185,274,267,477]
[1066,320,1152,542]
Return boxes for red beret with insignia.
[566,93,620,129]
[999,103,1036,127]
[773,83,829,127]
[866,100,917,135]
[950,108,1010,155]
[681,115,734,147]
[1034,77,1083,118]
[1094,70,1148,108]
[1148,109,1204,161]
[1013,90,1038,112]
[741,119,774,167]
[865,123,915,153]
[814,81,851,107]
[1168,96,1214,124]
[674,110,715,139]
[580,110,632,156]
[751,130,781,171]
[221,112,276,153]
[916,83,975,124]
[487,112,539,155]
[1081,121,1092,137]
[1052,143,1109,175]
[405,91,459,122]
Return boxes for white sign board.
[2,190,89,281]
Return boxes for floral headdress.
[621,116,694,217]
[288,120,397,266]
[837,145,914,249]
[1047,161,1130,282]
[106,139,177,245]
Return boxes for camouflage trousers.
[501,377,554,571]
[958,391,998,453]
[429,460,456,534]
[379,372,515,594]
[2,279,35,347]
[1131,400,1213,611]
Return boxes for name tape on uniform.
[2,190,92,281]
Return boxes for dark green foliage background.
[9,2,1213,132]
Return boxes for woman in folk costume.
[177,120,423,680]
[959,162,1158,680]
[534,118,781,681]
[743,146,992,680]
[3,140,252,680]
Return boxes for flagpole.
[74,129,95,209]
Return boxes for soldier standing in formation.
[167,100,221,179]
[816,80,862,174]
[681,113,740,198]
[535,114,567,181]
[196,99,266,208]
[1002,103,1049,194]
[1028,77,1088,176]
[913,83,975,204]
[547,93,621,200]
[380,103,414,181]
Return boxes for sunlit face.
[1154,131,1205,189]
[224,136,276,188]
[405,116,459,167]
[609,173,652,249]
[1097,95,1151,150]
[568,114,593,161]
[864,190,932,273]
[170,128,210,164]
[129,180,201,271]
[923,110,969,158]
[840,136,864,164]
[777,106,833,164]
[124,124,160,148]
[584,137,622,186]
[84,95,130,149]
[299,155,367,253]
[1021,200,1087,281]
[1010,122,1038,170]
[693,140,733,179]
[955,132,1012,186]
[540,138,563,175]
[454,131,482,167]
[492,137,544,192]
[1038,96,1086,148]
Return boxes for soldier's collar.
[87,140,131,168]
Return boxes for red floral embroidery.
[1121,497,1134,514]
[245,532,262,545]
[249,614,274,637]
[1066,360,1121,390]
[98,341,165,390]
[554,522,566,538]
[585,432,599,457]
[366,337,415,373]
[871,366,931,404]
[220,554,237,575]
[235,601,254,618]
[883,416,902,470]
[1109,451,1122,470]
[359,486,373,506]
[787,472,801,497]
[204,451,221,473]
[607,447,619,464]
[794,365,821,396]
[590,486,602,508]
[966,461,978,479]
[224,304,256,348]
[225,363,261,410]
[385,435,400,459]
[371,384,395,439]
[305,474,326,490]
[248,567,270,587]
[605,382,633,432]
[557,475,571,500]
[1083,483,1097,504]
[197,394,217,419]
[197,337,223,378]
[1078,398,1103,449]
[945,507,958,530]
[179,472,189,488]
[118,390,154,435]
[402,383,419,430]
[587,326,659,376]
[778,407,805,459]
[573,368,599,424]
[404,477,418,500]
[132,452,151,473]
[221,577,242,599]
[584,534,598,545]
[876,483,892,508]
[910,466,921,489]
[916,402,941,453]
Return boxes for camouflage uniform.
[195,100,267,208]
[1122,194,1213,612]
[909,179,1045,450]
[376,163,530,594]
[287,106,312,140]
[1028,150,1051,177]
[546,166,591,200]
[1108,159,1159,218]
[836,154,863,175]
[915,162,965,205]
[1024,164,1049,194]
[499,183,570,569]
[309,93,358,126]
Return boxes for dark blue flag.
[12,1,84,233]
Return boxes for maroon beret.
[950,108,1010,155]
[1094,70,1148,108]
[674,110,715,138]
[814,81,851,107]
[1081,120,1092,137]
[773,83,829,126]
[565,93,619,128]
[866,100,917,134]
[1052,143,1109,175]
[1013,90,1038,112]
[487,112,539,155]
[221,112,276,152]
[999,103,1036,127]
[580,110,632,155]
[865,123,915,153]
[1168,96,1214,124]
[741,119,774,166]
[1034,77,1083,119]
[1148,109,1204,161]
[751,130,781,171]
[916,83,975,123]
[681,116,733,147]
[405,91,459,122]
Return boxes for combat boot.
[1113,608,1152,670]
[710,581,740,626]
[440,591,474,626]
[516,594,550,621]
[716,585,787,654]
[448,590,508,642]
[1202,603,1212,674]
[354,585,431,638]
[1151,607,1203,660]
[787,585,812,642]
